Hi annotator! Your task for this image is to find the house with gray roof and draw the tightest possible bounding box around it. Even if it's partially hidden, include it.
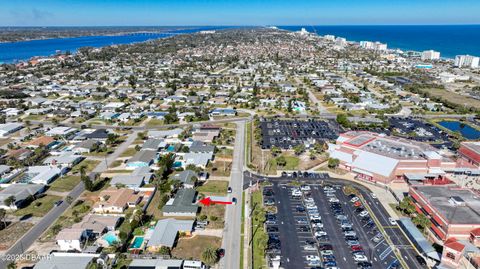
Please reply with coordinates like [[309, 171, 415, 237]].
[[171, 170, 197, 188], [142, 139, 166, 151], [0, 184, 46, 210], [146, 218, 194, 249], [127, 150, 158, 168], [33, 255, 95, 269], [110, 174, 145, 189], [148, 128, 183, 139], [128, 259, 183, 269], [189, 141, 215, 153], [162, 189, 198, 217], [183, 152, 213, 169], [43, 153, 84, 168]]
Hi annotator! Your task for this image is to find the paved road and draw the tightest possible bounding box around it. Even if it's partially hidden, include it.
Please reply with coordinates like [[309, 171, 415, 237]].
[[220, 121, 245, 269], [0, 131, 139, 267]]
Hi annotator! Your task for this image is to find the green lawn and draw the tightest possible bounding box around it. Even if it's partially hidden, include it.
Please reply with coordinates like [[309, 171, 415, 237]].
[[120, 147, 138, 157], [14, 195, 62, 217], [146, 118, 164, 127], [268, 155, 300, 173], [197, 180, 229, 195], [71, 159, 100, 174], [49, 175, 81, 192], [251, 190, 267, 269]]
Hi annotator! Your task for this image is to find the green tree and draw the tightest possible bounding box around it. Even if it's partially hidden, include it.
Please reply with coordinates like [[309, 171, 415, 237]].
[[327, 158, 340, 169], [158, 246, 171, 256], [4, 195, 16, 208], [413, 214, 431, 232], [293, 144, 305, 155], [276, 156, 287, 167], [201, 246, 219, 265], [270, 146, 281, 157], [398, 196, 416, 216], [0, 208, 6, 229]]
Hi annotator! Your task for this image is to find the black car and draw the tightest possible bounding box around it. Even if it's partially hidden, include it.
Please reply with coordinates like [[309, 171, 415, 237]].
[[416, 255, 427, 266], [296, 205, 305, 212], [345, 235, 359, 241], [318, 244, 333, 250], [217, 248, 225, 257], [298, 226, 310, 232], [357, 261, 373, 269], [267, 226, 279, 232]]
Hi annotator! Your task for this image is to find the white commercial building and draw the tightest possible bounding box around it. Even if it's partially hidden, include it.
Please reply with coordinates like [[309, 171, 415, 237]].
[[455, 55, 480, 68], [360, 41, 387, 51], [421, 50, 441, 61], [0, 123, 23, 137]]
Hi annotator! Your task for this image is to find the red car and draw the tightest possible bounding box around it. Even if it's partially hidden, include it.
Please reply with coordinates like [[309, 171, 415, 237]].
[[351, 245, 363, 251], [354, 201, 362, 207]]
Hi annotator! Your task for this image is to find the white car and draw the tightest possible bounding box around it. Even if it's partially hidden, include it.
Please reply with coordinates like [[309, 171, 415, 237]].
[[301, 185, 311, 191], [315, 231, 327, 237], [389, 217, 397, 225], [350, 197, 360, 203], [353, 254, 368, 262], [304, 197, 314, 203], [359, 211, 369, 217], [306, 255, 321, 261], [329, 198, 339, 203], [371, 193, 377, 199], [344, 231, 357, 237], [304, 244, 317, 251], [310, 215, 321, 221], [321, 250, 334, 256], [312, 222, 324, 228]]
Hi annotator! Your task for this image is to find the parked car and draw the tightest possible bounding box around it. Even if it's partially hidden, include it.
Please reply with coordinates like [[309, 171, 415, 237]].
[[416, 255, 427, 266], [389, 217, 397, 225], [353, 254, 368, 262], [306, 255, 321, 261]]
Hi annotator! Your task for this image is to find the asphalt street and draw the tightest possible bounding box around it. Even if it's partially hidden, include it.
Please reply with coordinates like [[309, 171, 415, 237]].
[[220, 120, 245, 269]]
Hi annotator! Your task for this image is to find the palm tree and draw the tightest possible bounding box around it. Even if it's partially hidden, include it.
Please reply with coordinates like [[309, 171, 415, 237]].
[[201, 246, 218, 265]]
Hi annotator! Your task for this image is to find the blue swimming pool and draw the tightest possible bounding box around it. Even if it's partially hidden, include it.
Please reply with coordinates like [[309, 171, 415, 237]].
[[167, 145, 176, 152], [130, 236, 144, 249], [102, 232, 119, 245]]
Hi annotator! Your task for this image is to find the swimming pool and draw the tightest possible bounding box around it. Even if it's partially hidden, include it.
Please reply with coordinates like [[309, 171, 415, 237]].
[[102, 232, 119, 245], [167, 145, 176, 152], [130, 236, 144, 249], [173, 161, 182, 168]]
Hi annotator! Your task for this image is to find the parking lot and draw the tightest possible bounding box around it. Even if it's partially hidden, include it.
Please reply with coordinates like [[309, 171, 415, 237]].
[[247, 171, 427, 269], [259, 119, 340, 149], [388, 117, 453, 149]]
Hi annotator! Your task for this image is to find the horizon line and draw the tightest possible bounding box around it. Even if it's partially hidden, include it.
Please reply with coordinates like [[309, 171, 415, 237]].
[[1, 24, 480, 28]]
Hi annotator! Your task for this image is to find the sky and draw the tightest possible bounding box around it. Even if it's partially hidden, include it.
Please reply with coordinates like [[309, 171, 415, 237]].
[[1, 0, 479, 26]]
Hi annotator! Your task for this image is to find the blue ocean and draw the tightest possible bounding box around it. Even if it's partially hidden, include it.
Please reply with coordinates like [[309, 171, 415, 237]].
[[1, 25, 479, 63], [279, 25, 480, 59], [0, 27, 223, 63]]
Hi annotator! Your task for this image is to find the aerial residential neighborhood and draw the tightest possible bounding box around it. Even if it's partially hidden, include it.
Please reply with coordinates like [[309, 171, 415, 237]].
[[0, 9, 480, 269]]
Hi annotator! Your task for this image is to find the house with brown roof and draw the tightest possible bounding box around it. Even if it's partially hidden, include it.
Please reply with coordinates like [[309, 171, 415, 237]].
[[25, 136, 56, 149], [92, 188, 143, 214]]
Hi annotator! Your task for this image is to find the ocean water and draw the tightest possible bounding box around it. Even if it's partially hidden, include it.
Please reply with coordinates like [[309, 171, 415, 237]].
[[0, 27, 223, 63], [279, 25, 480, 58]]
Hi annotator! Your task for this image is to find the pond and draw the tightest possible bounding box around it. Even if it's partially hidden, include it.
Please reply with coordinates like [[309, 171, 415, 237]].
[[437, 121, 480, 140]]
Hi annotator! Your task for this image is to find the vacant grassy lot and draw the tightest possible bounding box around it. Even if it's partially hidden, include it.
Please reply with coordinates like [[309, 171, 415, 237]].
[[421, 87, 480, 109], [208, 161, 232, 177], [0, 222, 33, 250], [14, 195, 62, 217], [172, 235, 222, 261], [49, 175, 81, 192], [199, 204, 225, 229], [197, 180, 229, 195]]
